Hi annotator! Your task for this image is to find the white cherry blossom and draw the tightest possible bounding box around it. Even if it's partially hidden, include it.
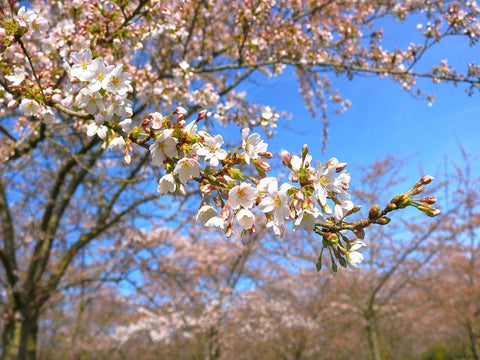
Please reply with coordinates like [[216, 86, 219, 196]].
[[293, 207, 323, 232], [346, 241, 367, 270], [228, 182, 257, 209], [334, 200, 355, 221], [75, 88, 105, 114], [258, 177, 291, 225], [149, 129, 178, 166], [106, 64, 132, 95], [150, 112, 163, 130], [196, 205, 218, 225], [85, 58, 114, 92], [157, 173, 176, 195], [69, 49, 93, 81], [28, 13, 49, 39], [173, 158, 201, 184], [6, 67, 26, 86], [236, 209, 255, 229], [241, 128, 267, 164], [107, 137, 126, 152], [19, 99, 40, 116], [86, 122, 107, 139], [194, 132, 227, 167]]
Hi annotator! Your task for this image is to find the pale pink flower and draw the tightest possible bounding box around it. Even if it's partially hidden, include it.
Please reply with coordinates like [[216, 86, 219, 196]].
[[346, 241, 366, 270], [19, 99, 40, 116], [149, 129, 178, 166], [204, 216, 226, 230], [266, 220, 286, 238], [119, 118, 133, 134], [228, 183, 257, 209], [194, 132, 227, 167], [173, 158, 201, 184], [258, 177, 291, 225], [86, 122, 107, 139], [314, 158, 350, 205], [69, 49, 93, 81], [334, 200, 354, 221], [107, 137, 126, 152], [236, 209, 255, 229], [196, 205, 217, 225], [157, 173, 176, 195], [76, 88, 105, 114], [106, 64, 132, 95], [150, 112, 163, 130], [293, 208, 323, 232], [28, 13, 49, 39], [15, 7, 34, 28], [6, 67, 26, 86], [85, 58, 114, 92], [241, 128, 268, 164]]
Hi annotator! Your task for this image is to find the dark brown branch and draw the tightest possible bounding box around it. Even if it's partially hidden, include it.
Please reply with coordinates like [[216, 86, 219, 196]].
[[44, 193, 157, 300]]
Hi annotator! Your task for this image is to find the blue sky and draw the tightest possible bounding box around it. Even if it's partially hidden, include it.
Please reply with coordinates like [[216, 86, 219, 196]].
[[237, 17, 479, 197]]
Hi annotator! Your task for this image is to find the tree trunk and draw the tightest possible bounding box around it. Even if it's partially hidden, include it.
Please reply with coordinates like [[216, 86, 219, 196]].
[[467, 322, 480, 360], [1, 312, 39, 360], [366, 315, 382, 360], [205, 326, 220, 360]]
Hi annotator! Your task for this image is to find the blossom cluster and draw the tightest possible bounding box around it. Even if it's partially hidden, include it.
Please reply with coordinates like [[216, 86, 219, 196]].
[[14, 6, 49, 39], [126, 108, 395, 270], [63, 49, 133, 140]]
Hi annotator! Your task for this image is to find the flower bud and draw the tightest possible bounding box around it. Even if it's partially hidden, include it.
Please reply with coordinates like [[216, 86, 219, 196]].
[[391, 195, 402, 204], [368, 204, 380, 219], [256, 159, 271, 172], [420, 175, 434, 185], [61, 95, 74, 107], [427, 208, 441, 217], [387, 203, 397, 211], [410, 186, 424, 196], [178, 184, 187, 196], [225, 223, 233, 238], [295, 191, 304, 201], [301, 144, 309, 160], [197, 110, 207, 120], [280, 150, 291, 166], [376, 217, 391, 225], [338, 256, 347, 268], [201, 183, 216, 194], [420, 196, 437, 204], [51, 94, 62, 103], [7, 99, 18, 109], [221, 208, 231, 221], [307, 173, 316, 183], [417, 204, 441, 217], [322, 204, 332, 215], [174, 106, 188, 120], [347, 205, 361, 216]]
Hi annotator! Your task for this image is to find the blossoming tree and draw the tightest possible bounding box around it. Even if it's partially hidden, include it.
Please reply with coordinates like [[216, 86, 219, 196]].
[[0, 0, 477, 359]]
